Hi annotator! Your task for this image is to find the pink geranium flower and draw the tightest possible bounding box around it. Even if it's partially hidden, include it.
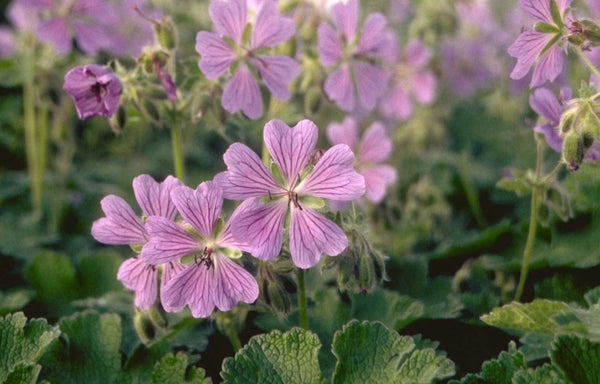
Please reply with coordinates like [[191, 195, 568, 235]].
[[141, 181, 259, 318], [508, 0, 572, 88], [91, 174, 183, 309], [63, 65, 122, 120], [195, 0, 299, 119], [215, 119, 365, 269], [327, 117, 397, 204], [317, 0, 391, 111]]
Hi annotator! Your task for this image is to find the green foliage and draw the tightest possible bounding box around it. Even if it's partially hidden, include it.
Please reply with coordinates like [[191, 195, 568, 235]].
[[0, 289, 34, 316], [481, 299, 572, 334], [150, 353, 211, 384], [331, 320, 455, 384], [221, 328, 325, 384], [0, 312, 60, 384], [551, 335, 600, 384]]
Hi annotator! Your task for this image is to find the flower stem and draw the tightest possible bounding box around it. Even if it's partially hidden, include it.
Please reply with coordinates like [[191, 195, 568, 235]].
[[170, 122, 185, 182], [23, 51, 43, 216], [224, 319, 242, 352], [514, 137, 544, 302], [576, 46, 600, 80], [297, 268, 309, 330]]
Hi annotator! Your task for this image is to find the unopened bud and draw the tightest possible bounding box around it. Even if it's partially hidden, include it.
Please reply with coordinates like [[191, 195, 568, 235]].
[[156, 18, 177, 50], [133, 310, 155, 344], [559, 107, 577, 134], [579, 19, 600, 46], [109, 106, 127, 135], [148, 305, 168, 330], [562, 131, 584, 170]]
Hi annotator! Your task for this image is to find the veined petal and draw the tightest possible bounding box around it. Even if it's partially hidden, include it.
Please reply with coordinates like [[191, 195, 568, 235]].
[[162, 263, 216, 318], [117, 257, 157, 310], [222, 64, 263, 119], [354, 61, 390, 111], [264, 119, 318, 186], [213, 254, 259, 311], [359, 121, 392, 163], [534, 123, 563, 152], [317, 22, 343, 66], [72, 20, 114, 56], [324, 64, 355, 111], [217, 198, 255, 251], [381, 85, 412, 121], [196, 31, 236, 79], [250, 1, 295, 49], [356, 13, 387, 55], [519, 0, 571, 22], [362, 164, 397, 203], [171, 182, 223, 238], [529, 87, 562, 124], [133, 174, 182, 220], [330, 0, 358, 43], [91, 195, 146, 245], [530, 43, 564, 88], [252, 55, 299, 101], [405, 40, 431, 68], [326, 117, 358, 149], [508, 30, 553, 81], [289, 206, 347, 269], [210, 0, 247, 43], [142, 216, 200, 264], [36, 18, 71, 54], [217, 143, 282, 199], [412, 71, 436, 104], [160, 261, 187, 312], [231, 199, 287, 261], [297, 144, 365, 201]]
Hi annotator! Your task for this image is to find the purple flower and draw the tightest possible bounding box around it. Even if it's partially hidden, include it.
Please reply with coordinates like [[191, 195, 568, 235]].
[[214, 119, 365, 269], [91, 174, 183, 309], [140, 181, 259, 318], [508, 0, 572, 88], [63, 65, 122, 120], [0, 28, 15, 58], [317, 0, 391, 112], [195, 0, 299, 119], [381, 39, 436, 121], [327, 118, 396, 204], [101, 0, 159, 57]]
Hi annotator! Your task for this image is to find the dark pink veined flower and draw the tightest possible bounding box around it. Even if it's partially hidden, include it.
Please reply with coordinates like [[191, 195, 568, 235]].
[[63, 65, 122, 120], [195, 0, 299, 119], [381, 39, 436, 121], [327, 117, 397, 204], [214, 119, 366, 269], [140, 181, 259, 318], [317, 0, 392, 112], [508, 0, 572, 88], [91, 174, 183, 309]]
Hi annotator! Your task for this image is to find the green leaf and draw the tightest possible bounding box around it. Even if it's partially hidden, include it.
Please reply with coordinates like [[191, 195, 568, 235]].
[[350, 289, 425, 330], [331, 321, 454, 384], [481, 299, 571, 334], [0, 289, 34, 316], [0, 59, 24, 87], [512, 364, 568, 384], [221, 328, 324, 384], [449, 342, 525, 384], [551, 335, 600, 384], [3, 363, 42, 384], [0, 312, 60, 383], [150, 352, 211, 384], [40, 311, 122, 384]]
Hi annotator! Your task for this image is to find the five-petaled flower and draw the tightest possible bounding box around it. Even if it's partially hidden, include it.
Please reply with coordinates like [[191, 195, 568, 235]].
[[140, 181, 259, 318], [91, 174, 183, 310], [215, 119, 365, 269], [195, 0, 300, 119], [63, 64, 122, 120], [508, 0, 572, 88]]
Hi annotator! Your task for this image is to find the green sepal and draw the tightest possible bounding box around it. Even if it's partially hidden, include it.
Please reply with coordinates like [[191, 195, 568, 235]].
[[222, 248, 243, 259], [302, 196, 325, 210], [130, 244, 144, 254], [534, 22, 560, 34], [581, 19, 600, 46], [242, 22, 253, 46], [582, 102, 600, 140], [155, 18, 177, 50], [550, 0, 564, 28], [562, 131, 585, 171], [214, 218, 225, 239]]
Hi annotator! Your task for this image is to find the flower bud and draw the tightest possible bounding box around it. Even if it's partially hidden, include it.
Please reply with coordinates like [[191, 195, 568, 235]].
[[155, 18, 177, 50], [148, 304, 168, 330], [562, 131, 584, 170], [559, 107, 577, 134], [133, 310, 155, 344], [578, 19, 600, 46]]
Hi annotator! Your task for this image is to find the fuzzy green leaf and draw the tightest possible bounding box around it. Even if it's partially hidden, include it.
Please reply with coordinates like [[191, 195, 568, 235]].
[[481, 299, 571, 334], [221, 328, 324, 384], [3, 363, 41, 384], [512, 364, 568, 384], [331, 321, 454, 384], [150, 352, 211, 384], [552, 335, 600, 384], [0, 312, 59, 383], [449, 342, 525, 384]]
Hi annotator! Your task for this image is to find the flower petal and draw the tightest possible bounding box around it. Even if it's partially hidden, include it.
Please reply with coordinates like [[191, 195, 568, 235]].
[[209, 0, 247, 43], [405, 40, 431, 68], [289, 206, 347, 269], [222, 64, 263, 119], [529, 87, 562, 124], [324, 64, 355, 111], [330, 0, 358, 43], [264, 119, 318, 186], [296, 144, 365, 201], [117, 257, 157, 310], [381, 84, 412, 121], [91, 195, 147, 245], [317, 22, 343, 66], [250, 1, 295, 49], [142, 216, 200, 264], [530, 44, 564, 88], [160, 261, 187, 312], [252, 55, 299, 101], [412, 71, 436, 104], [359, 121, 392, 163], [362, 164, 397, 203], [196, 31, 236, 79], [508, 30, 553, 81], [36, 18, 71, 54], [326, 117, 358, 149], [215, 143, 282, 199], [356, 13, 387, 55], [171, 182, 223, 238], [231, 199, 287, 261], [214, 254, 259, 311], [354, 61, 390, 111], [162, 263, 216, 317], [133, 174, 182, 220]]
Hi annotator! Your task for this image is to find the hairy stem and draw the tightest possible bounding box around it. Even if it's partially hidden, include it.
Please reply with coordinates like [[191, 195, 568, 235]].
[[576, 46, 600, 80], [297, 268, 309, 330], [23, 51, 42, 216]]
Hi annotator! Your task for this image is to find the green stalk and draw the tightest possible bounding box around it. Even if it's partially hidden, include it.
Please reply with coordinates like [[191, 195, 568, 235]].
[[224, 319, 242, 352], [514, 138, 544, 302], [170, 122, 185, 182], [297, 268, 309, 330], [23, 51, 42, 216], [576, 46, 600, 80]]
